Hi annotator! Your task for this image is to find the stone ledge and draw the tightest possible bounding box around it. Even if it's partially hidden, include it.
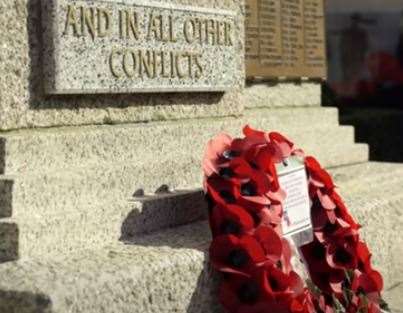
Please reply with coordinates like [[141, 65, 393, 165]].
[[0, 221, 222, 313], [0, 107, 343, 174], [242, 82, 322, 108]]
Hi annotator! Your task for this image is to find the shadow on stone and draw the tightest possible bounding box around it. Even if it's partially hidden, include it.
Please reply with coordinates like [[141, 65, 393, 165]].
[[0, 223, 19, 263], [122, 220, 223, 313], [0, 290, 52, 313], [339, 107, 403, 163], [185, 259, 223, 313], [120, 189, 207, 240], [0, 179, 13, 218], [0, 139, 5, 175]]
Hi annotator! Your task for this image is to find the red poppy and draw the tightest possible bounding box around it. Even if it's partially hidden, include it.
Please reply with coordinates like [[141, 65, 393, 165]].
[[280, 238, 294, 275], [260, 264, 305, 302], [305, 157, 337, 215], [331, 192, 360, 230], [210, 204, 255, 237], [347, 295, 382, 313], [229, 158, 273, 206], [326, 240, 358, 270], [243, 125, 270, 146], [351, 269, 383, 296], [254, 226, 284, 264], [305, 156, 335, 191], [268, 132, 295, 162], [301, 240, 345, 295], [314, 217, 359, 245], [356, 241, 378, 274], [258, 205, 283, 227], [315, 294, 335, 313], [290, 289, 316, 313], [203, 133, 233, 177], [209, 234, 267, 276], [219, 275, 290, 313], [206, 175, 239, 207]]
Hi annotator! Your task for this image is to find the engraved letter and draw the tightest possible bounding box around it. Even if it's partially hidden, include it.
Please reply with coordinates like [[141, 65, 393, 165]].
[[175, 53, 187, 78], [97, 8, 111, 38], [123, 50, 138, 78], [225, 22, 234, 46], [64, 4, 80, 36], [126, 10, 140, 40], [169, 15, 178, 43], [81, 6, 96, 39], [194, 54, 203, 79], [147, 14, 161, 40], [139, 50, 156, 78], [184, 19, 196, 43], [206, 19, 216, 45], [110, 49, 123, 78]]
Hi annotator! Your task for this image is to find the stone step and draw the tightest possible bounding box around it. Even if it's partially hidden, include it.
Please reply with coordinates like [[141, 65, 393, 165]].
[[329, 162, 403, 291], [0, 159, 400, 273], [0, 142, 367, 260], [0, 138, 367, 260], [0, 107, 341, 174], [0, 190, 207, 260], [0, 222, 220, 313], [0, 160, 402, 313], [0, 127, 365, 219]]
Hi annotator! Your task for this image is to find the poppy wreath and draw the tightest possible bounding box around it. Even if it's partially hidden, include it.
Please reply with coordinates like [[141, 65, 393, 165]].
[[202, 126, 388, 313]]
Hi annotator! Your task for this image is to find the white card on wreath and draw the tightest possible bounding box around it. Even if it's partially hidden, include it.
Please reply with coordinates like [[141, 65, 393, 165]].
[[276, 157, 313, 246]]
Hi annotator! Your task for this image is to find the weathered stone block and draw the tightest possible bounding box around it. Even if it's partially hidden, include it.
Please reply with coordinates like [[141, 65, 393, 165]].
[[42, 0, 239, 94], [0, 0, 245, 130]]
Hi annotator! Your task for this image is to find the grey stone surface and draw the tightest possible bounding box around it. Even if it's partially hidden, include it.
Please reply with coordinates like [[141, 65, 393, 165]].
[[0, 125, 361, 218], [0, 161, 402, 312], [385, 282, 403, 313], [42, 0, 239, 94], [0, 107, 343, 174], [0, 106, 369, 259], [0, 140, 367, 259], [0, 0, 245, 130], [0, 222, 223, 313], [242, 82, 322, 108], [121, 189, 207, 238]]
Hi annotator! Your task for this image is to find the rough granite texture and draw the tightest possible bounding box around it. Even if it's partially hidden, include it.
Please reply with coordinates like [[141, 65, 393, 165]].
[[0, 0, 324, 130], [0, 144, 368, 258], [242, 82, 321, 108], [0, 0, 248, 130], [42, 0, 239, 94], [0, 161, 402, 312], [0, 222, 223, 313], [0, 107, 370, 259], [0, 107, 345, 174]]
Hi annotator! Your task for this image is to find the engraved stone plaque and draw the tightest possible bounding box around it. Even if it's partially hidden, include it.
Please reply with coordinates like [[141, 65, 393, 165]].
[[42, 0, 239, 94], [245, 0, 327, 79]]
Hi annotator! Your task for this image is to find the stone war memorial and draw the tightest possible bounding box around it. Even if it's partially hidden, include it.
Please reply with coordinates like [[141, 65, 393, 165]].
[[0, 0, 401, 312]]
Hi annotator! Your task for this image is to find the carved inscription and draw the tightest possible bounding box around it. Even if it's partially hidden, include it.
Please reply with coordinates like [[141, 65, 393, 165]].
[[245, 0, 326, 79], [42, 0, 238, 94]]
